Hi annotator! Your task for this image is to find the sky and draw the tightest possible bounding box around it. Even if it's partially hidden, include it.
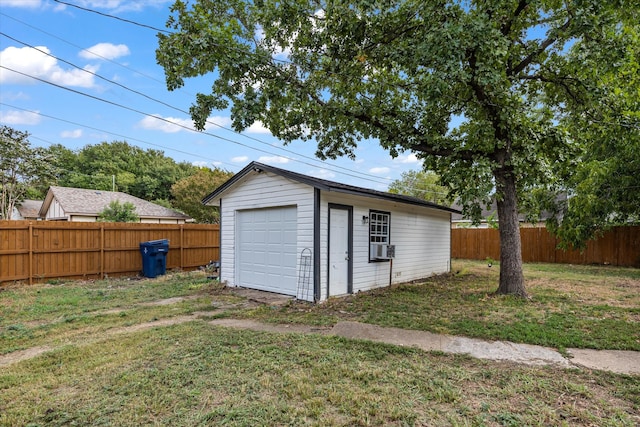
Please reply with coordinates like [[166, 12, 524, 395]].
[[0, 0, 425, 191]]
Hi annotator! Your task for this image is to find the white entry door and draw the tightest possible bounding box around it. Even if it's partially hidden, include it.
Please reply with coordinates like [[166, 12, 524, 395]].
[[329, 207, 351, 296], [236, 206, 298, 295]]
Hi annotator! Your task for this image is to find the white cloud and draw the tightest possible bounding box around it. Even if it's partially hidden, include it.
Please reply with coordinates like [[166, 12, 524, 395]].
[[394, 153, 422, 164], [80, 43, 130, 60], [0, 109, 41, 125], [308, 168, 336, 180], [258, 156, 289, 164], [0, 91, 30, 102], [0, 0, 172, 12], [0, 0, 43, 8], [369, 167, 390, 174], [69, 1, 173, 13], [138, 114, 192, 133], [0, 46, 98, 88], [137, 114, 232, 133], [246, 121, 272, 134], [205, 115, 232, 129], [61, 129, 83, 138], [192, 161, 208, 167], [231, 156, 249, 163]]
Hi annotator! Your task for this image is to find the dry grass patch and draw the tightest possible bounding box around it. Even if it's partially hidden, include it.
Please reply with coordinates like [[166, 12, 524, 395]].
[[242, 260, 640, 351], [1, 323, 638, 426]]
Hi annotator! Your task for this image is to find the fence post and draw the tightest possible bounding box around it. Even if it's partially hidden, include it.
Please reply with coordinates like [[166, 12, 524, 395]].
[[29, 221, 33, 285], [180, 224, 184, 269], [100, 224, 105, 279]]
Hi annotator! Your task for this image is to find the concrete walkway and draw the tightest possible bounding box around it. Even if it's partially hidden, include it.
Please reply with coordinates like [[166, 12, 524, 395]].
[[1, 285, 637, 375], [209, 318, 640, 375]]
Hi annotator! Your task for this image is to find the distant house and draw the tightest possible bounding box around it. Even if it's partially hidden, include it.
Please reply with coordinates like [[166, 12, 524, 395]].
[[11, 200, 43, 220], [451, 195, 566, 228], [39, 186, 191, 224]]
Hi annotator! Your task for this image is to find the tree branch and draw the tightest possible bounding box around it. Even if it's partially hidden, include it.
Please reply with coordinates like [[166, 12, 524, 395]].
[[509, 17, 572, 76], [500, 0, 530, 37]]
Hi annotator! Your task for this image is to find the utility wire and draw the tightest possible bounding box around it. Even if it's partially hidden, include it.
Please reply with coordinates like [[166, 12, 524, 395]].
[[9, 103, 452, 198], [2, 102, 237, 170], [0, 11, 166, 85], [1, 5, 460, 196], [28, 133, 242, 180], [53, 0, 172, 34], [0, 69, 392, 187], [0, 28, 399, 185]]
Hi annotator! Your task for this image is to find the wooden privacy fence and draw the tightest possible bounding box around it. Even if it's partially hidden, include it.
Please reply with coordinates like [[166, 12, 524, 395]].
[[452, 226, 640, 267], [0, 220, 219, 285]]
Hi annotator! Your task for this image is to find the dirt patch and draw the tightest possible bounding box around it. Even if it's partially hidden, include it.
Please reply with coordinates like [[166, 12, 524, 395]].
[[0, 345, 54, 367], [528, 276, 640, 309], [4, 315, 640, 375], [0, 315, 210, 368], [106, 315, 203, 334], [139, 295, 202, 307]]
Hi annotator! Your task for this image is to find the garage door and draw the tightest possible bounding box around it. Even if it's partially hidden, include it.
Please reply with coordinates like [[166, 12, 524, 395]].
[[236, 206, 298, 295]]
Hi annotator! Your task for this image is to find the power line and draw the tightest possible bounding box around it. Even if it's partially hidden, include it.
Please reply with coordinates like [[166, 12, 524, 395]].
[[53, 0, 172, 34], [6, 103, 454, 199], [0, 72, 389, 187], [27, 133, 242, 183], [2, 102, 237, 170], [0, 27, 399, 185], [0, 11, 166, 86], [2, 4, 459, 192]]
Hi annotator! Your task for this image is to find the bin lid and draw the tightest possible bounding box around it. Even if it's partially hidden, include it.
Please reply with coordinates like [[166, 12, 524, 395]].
[[140, 239, 169, 246]]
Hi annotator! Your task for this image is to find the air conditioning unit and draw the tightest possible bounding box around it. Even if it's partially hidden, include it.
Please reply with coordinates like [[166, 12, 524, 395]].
[[370, 243, 395, 259]]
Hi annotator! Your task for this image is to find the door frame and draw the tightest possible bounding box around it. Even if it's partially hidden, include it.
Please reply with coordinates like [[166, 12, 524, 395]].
[[327, 203, 353, 296]]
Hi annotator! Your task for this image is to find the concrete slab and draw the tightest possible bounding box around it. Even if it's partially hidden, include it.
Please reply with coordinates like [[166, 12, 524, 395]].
[[568, 349, 640, 375], [227, 287, 295, 307], [445, 336, 570, 367], [330, 321, 570, 367], [329, 320, 450, 352]]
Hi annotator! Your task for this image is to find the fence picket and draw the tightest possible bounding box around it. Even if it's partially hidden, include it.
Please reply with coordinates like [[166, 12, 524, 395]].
[[1, 220, 219, 284], [451, 226, 640, 267]]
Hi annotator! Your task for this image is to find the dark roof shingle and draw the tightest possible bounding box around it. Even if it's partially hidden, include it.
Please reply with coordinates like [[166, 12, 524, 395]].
[[203, 161, 460, 214]]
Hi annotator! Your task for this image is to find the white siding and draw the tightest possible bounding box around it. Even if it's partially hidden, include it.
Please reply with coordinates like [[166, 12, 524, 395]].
[[320, 192, 451, 300], [140, 218, 185, 224], [217, 171, 315, 300], [70, 215, 97, 222], [45, 198, 67, 220], [214, 169, 452, 303]]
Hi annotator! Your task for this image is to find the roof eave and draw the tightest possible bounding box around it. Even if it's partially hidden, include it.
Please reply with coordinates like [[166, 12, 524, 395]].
[[202, 161, 461, 215]]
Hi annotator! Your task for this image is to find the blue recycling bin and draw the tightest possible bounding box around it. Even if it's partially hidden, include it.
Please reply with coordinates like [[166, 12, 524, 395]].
[[139, 239, 169, 278]]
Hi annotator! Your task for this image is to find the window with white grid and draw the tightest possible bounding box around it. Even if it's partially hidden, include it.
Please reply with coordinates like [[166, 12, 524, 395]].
[[369, 210, 390, 260]]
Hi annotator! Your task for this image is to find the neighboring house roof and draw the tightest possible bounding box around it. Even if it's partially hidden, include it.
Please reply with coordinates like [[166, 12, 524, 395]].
[[39, 186, 191, 220], [16, 200, 43, 219], [450, 194, 566, 223], [203, 161, 461, 214]]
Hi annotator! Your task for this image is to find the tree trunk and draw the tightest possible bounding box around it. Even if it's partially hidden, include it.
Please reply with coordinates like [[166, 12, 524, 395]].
[[494, 168, 527, 297]]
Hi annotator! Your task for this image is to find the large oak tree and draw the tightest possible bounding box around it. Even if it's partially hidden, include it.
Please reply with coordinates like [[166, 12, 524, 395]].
[[157, 0, 639, 297]]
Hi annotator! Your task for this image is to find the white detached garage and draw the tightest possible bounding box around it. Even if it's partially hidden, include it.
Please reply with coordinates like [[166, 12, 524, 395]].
[[203, 162, 459, 303]]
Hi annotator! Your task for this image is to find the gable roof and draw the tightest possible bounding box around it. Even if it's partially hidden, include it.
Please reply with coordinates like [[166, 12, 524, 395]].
[[40, 186, 191, 220], [450, 193, 566, 223], [203, 161, 460, 214], [16, 200, 43, 219]]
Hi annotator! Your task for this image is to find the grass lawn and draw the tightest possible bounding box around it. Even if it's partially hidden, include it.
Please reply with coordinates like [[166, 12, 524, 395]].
[[240, 260, 640, 352], [1, 260, 639, 426]]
